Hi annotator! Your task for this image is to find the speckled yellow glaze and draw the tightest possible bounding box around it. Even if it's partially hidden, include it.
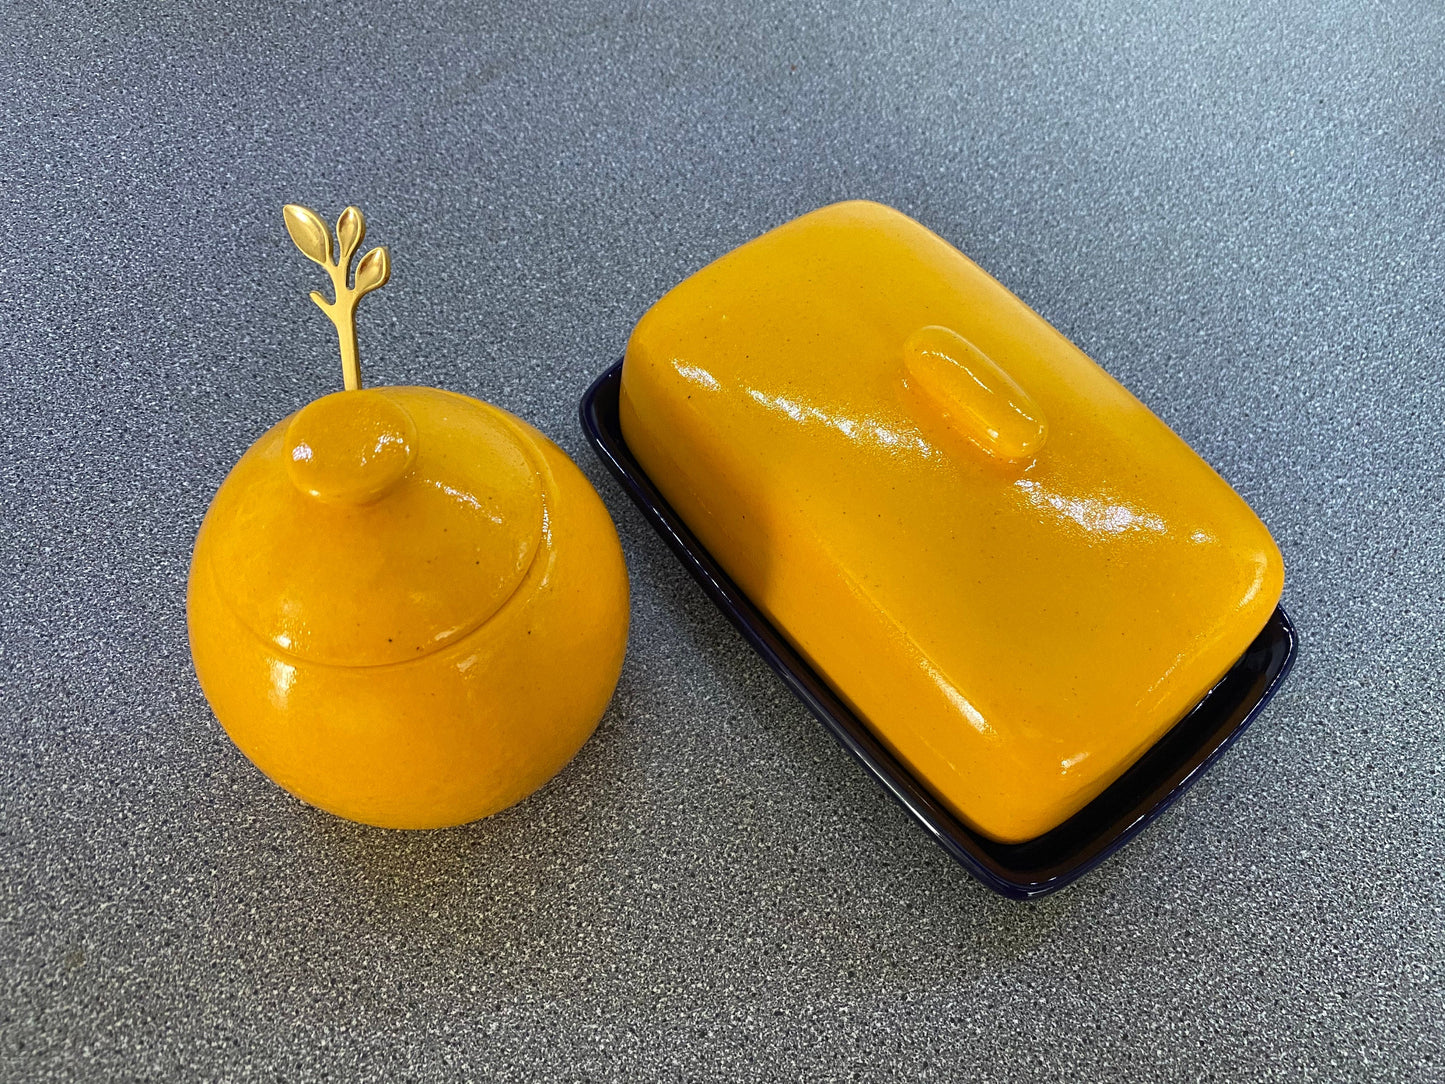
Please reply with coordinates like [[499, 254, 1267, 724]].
[[620, 200, 1283, 844], [188, 386, 629, 829]]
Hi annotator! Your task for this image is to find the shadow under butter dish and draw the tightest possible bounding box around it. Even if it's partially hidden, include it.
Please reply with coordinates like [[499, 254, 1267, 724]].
[[619, 200, 1283, 845], [189, 386, 629, 829]]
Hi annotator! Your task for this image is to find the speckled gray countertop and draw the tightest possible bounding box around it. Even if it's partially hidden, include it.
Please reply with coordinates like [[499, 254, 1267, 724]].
[[1, 1, 1442, 1080]]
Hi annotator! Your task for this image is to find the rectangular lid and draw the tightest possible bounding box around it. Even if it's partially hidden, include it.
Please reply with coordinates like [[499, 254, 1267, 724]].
[[620, 200, 1284, 843]]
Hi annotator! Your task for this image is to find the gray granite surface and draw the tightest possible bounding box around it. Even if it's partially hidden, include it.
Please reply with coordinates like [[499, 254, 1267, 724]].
[[2, 0, 1442, 1080]]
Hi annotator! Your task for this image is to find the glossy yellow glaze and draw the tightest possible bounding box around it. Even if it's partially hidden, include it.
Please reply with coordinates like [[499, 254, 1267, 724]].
[[620, 200, 1283, 844], [189, 386, 629, 828]]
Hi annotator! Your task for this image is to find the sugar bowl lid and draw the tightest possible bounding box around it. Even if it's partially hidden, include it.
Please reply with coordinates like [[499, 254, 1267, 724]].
[[195, 205, 544, 668]]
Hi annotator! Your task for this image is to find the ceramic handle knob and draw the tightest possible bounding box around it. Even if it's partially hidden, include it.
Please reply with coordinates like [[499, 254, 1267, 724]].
[[284, 388, 418, 504], [903, 324, 1047, 461]]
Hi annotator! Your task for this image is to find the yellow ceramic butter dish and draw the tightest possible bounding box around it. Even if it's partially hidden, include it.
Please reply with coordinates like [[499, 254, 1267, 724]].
[[610, 200, 1287, 852], [188, 205, 629, 829]]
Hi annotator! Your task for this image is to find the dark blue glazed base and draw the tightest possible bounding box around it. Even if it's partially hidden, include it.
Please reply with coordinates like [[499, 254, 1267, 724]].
[[581, 361, 1297, 899]]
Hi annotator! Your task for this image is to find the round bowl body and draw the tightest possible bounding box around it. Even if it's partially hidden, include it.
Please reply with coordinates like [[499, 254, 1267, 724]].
[[187, 387, 629, 828]]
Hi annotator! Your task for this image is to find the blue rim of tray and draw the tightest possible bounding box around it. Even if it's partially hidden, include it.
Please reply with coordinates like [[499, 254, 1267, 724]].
[[580, 360, 1297, 899]]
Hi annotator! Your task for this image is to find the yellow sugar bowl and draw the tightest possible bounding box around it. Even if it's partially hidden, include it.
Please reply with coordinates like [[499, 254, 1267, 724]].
[[187, 205, 629, 829]]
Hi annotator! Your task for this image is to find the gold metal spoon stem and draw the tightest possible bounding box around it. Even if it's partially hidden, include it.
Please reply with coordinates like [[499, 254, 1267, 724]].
[[283, 204, 392, 391]]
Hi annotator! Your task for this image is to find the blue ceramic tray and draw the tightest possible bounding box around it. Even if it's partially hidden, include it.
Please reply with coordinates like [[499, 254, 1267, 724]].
[[580, 360, 1297, 898]]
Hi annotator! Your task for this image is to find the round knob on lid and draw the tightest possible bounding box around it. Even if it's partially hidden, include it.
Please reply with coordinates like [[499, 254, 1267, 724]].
[[284, 389, 418, 504]]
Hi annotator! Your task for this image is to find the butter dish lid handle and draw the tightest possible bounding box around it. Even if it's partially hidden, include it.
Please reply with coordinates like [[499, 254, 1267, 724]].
[[903, 324, 1048, 462]]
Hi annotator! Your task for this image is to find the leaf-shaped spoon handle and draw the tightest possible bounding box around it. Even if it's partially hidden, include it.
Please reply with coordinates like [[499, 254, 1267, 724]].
[[283, 203, 391, 391]]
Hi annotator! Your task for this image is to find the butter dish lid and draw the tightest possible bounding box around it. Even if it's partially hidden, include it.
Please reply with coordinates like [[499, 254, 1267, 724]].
[[199, 386, 544, 668], [615, 200, 1285, 844]]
